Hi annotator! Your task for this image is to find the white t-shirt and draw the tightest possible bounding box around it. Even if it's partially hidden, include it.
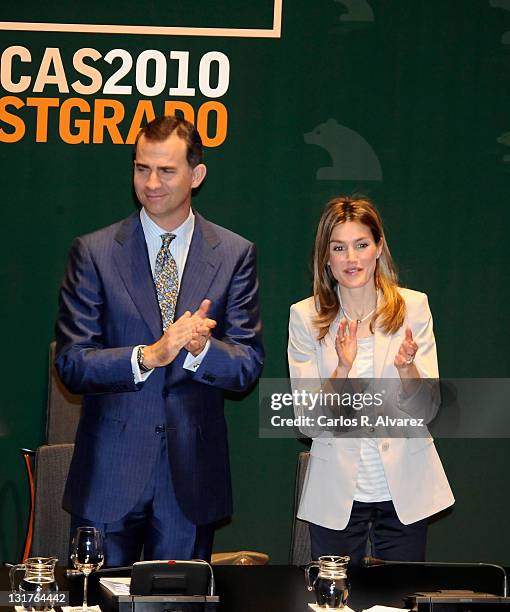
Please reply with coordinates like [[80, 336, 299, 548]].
[[352, 335, 391, 503]]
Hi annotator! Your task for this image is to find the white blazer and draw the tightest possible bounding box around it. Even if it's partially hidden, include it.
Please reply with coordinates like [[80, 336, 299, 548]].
[[288, 288, 454, 530]]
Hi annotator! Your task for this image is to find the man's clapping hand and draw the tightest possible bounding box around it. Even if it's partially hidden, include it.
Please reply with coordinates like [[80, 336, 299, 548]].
[[142, 300, 216, 368], [185, 299, 216, 357]]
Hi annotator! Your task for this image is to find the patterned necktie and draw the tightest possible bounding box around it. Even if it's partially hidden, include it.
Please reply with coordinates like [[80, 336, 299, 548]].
[[154, 233, 179, 331]]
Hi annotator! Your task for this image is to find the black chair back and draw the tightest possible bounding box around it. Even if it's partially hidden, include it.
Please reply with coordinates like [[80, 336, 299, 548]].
[[46, 342, 82, 444], [30, 443, 75, 562], [290, 451, 312, 565]]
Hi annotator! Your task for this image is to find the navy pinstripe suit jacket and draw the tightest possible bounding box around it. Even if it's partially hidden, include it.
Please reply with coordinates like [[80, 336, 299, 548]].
[[55, 210, 264, 525]]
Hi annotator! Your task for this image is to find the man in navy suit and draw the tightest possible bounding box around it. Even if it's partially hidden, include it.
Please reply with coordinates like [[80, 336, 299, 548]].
[[55, 116, 264, 565]]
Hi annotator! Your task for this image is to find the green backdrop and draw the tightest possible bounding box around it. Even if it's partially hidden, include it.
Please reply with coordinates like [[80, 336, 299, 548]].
[[1, 0, 509, 564]]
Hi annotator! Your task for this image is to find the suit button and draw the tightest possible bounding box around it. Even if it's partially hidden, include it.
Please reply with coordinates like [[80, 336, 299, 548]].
[[155, 425, 166, 433], [381, 442, 389, 451]]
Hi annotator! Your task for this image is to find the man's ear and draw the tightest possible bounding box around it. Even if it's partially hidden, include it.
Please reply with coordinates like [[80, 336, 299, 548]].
[[191, 163, 207, 188]]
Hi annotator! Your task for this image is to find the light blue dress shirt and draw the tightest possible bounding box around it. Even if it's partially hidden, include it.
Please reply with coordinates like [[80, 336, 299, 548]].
[[131, 207, 210, 382]]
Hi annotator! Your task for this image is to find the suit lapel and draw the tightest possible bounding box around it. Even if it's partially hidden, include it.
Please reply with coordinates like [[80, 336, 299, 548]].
[[112, 211, 221, 373], [113, 212, 162, 341], [166, 214, 221, 376], [374, 325, 399, 378], [174, 213, 221, 318]]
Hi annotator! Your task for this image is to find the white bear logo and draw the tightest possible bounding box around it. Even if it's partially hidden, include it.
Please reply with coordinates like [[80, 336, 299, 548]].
[[497, 130, 510, 161], [489, 0, 510, 43], [304, 119, 383, 181], [335, 0, 374, 22]]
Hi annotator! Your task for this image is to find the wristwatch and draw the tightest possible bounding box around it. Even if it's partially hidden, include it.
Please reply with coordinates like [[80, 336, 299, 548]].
[[137, 345, 151, 373]]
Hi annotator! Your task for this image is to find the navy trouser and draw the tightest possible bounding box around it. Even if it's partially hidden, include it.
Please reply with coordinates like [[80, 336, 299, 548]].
[[309, 500, 428, 566], [70, 429, 214, 567]]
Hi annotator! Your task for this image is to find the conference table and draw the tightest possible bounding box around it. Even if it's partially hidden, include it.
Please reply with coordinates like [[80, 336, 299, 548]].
[[2, 563, 507, 612]]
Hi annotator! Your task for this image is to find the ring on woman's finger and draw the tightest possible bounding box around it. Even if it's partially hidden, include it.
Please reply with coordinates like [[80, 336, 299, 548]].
[[405, 356, 414, 365]]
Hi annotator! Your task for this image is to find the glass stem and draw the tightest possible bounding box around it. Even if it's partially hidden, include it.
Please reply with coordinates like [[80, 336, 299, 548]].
[[83, 573, 89, 611]]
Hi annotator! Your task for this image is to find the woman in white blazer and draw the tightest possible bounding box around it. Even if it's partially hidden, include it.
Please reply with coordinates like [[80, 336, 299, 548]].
[[288, 197, 454, 564]]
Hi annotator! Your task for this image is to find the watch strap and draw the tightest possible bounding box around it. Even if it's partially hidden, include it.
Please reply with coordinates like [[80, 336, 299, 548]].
[[137, 345, 151, 373]]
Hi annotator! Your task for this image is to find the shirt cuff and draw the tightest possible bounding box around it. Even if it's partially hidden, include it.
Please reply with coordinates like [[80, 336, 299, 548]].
[[131, 345, 154, 384], [183, 340, 211, 372]]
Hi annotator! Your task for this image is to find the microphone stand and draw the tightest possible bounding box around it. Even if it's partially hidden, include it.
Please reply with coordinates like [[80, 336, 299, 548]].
[[362, 557, 508, 598]]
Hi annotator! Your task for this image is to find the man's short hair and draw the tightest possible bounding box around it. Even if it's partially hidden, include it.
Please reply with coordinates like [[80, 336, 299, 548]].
[[134, 116, 203, 168]]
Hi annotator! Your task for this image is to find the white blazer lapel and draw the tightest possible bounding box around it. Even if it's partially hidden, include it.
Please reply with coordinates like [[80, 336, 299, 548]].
[[374, 325, 399, 378]]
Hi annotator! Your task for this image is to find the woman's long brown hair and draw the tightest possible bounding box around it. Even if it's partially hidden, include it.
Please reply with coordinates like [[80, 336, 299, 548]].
[[313, 197, 406, 341]]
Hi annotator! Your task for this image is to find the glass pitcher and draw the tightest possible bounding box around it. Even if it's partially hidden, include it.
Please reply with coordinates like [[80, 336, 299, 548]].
[[305, 555, 350, 609], [9, 557, 59, 611]]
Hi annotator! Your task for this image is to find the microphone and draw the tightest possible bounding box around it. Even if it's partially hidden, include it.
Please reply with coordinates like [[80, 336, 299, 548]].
[[361, 557, 508, 597]]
